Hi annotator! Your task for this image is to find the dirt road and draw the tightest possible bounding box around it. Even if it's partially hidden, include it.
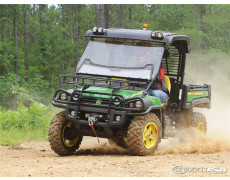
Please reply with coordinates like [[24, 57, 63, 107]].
[[1, 131, 230, 177]]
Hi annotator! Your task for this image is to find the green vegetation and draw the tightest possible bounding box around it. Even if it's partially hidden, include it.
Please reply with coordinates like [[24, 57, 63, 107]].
[[0, 102, 55, 145], [0, 4, 229, 145], [0, 74, 50, 109]]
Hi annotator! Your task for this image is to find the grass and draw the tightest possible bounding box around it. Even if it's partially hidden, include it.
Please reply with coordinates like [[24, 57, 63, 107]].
[[0, 129, 49, 146]]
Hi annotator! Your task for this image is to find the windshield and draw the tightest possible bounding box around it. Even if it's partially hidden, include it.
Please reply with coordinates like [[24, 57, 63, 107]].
[[77, 39, 164, 79]]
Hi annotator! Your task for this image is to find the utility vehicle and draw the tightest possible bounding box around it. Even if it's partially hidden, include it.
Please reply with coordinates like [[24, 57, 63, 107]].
[[48, 25, 211, 156]]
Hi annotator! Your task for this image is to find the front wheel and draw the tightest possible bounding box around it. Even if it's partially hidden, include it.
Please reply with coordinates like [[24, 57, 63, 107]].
[[127, 113, 162, 155], [48, 111, 83, 156]]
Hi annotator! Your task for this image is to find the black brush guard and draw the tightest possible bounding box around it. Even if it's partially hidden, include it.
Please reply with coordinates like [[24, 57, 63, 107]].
[[53, 74, 161, 128], [59, 74, 148, 90]]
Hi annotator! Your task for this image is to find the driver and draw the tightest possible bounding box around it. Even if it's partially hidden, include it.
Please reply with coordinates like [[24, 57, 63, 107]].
[[148, 63, 169, 104], [148, 49, 170, 104]]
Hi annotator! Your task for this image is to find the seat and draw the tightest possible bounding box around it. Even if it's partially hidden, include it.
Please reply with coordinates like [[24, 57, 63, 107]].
[[164, 75, 171, 93], [161, 75, 171, 106]]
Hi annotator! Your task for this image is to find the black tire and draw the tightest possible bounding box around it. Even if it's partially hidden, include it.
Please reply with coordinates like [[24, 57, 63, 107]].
[[108, 137, 128, 148], [176, 110, 207, 134], [127, 113, 162, 155], [48, 111, 83, 156], [190, 112, 207, 134]]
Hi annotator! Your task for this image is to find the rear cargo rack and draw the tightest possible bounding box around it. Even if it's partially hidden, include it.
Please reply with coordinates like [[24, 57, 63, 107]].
[[60, 74, 148, 91], [184, 84, 210, 91]]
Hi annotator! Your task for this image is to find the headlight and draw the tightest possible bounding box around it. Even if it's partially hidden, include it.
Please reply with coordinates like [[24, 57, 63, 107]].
[[60, 92, 67, 100], [135, 101, 143, 108], [113, 96, 122, 106], [98, 27, 103, 33], [93, 27, 98, 33], [151, 31, 156, 38], [129, 102, 135, 108], [115, 116, 121, 121], [72, 92, 79, 101], [151, 31, 163, 39], [157, 32, 163, 39], [70, 111, 76, 117]]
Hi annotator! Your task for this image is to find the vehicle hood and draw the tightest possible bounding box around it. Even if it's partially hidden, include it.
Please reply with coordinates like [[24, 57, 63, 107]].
[[67, 86, 161, 106], [79, 86, 143, 99]]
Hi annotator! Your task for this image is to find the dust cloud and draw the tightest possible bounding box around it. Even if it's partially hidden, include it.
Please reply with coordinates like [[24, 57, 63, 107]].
[[156, 128, 230, 155], [77, 137, 128, 155]]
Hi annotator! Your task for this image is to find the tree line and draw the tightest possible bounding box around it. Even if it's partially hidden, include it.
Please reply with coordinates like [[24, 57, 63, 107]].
[[0, 4, 229, 108]]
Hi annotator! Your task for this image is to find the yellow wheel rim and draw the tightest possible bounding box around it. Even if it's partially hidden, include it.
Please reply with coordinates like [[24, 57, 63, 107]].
[[197, 122, 205, 133], [143, 122, 158, 149], [62, 122, 79, 147]]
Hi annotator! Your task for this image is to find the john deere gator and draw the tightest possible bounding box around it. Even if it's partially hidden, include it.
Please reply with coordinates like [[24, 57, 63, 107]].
[[48, 25, 211, 156]]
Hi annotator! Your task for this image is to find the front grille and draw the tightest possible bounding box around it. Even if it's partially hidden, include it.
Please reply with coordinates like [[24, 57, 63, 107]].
[[81, 96, 111, 105]]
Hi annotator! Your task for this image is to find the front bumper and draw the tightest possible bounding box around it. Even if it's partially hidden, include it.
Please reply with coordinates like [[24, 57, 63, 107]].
[[65, 105, 127, 127], [53, 89, 162, 128]]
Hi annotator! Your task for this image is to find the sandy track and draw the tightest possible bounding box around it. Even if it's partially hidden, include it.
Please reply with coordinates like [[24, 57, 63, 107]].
[[0, 135, 230, 177]]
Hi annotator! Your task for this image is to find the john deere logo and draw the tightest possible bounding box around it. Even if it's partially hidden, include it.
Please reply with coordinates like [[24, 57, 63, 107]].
[[96, 99, 102, 104]]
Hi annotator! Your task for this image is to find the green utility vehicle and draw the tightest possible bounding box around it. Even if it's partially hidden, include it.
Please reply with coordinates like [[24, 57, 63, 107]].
[[48, 26, 211, 156]]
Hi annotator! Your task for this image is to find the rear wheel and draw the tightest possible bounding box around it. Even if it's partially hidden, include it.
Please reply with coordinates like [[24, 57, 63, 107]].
[[176, 110, 207, 134], [190, 112, 207, 134], [48, 111, 83, 156], [108, 137, 128, 148], [127, 113, 162, 155]]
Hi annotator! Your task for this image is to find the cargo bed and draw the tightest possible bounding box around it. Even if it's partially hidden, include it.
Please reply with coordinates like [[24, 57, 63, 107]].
[[182, 84, 211, 109]]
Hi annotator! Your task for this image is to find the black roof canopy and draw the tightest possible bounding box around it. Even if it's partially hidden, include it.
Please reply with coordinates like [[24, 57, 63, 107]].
[[85, 28, 191, 53]]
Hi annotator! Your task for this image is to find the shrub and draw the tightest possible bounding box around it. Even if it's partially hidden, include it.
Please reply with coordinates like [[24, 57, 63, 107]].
[[0, 74, 51, 109], [0, 102, 55, 145]]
